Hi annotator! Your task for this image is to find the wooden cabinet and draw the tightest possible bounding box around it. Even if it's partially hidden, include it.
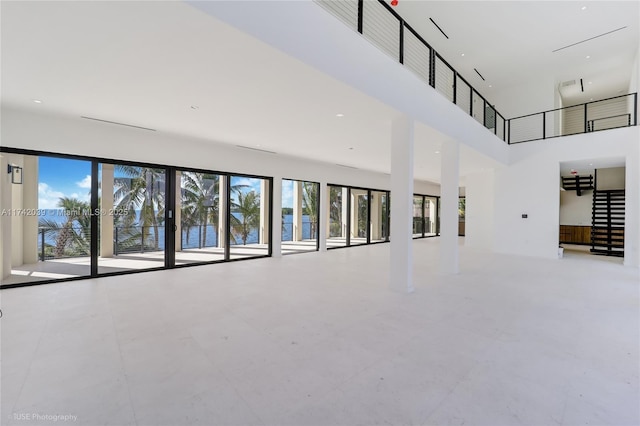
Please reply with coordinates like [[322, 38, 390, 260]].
[[559, 225, 591, 244]]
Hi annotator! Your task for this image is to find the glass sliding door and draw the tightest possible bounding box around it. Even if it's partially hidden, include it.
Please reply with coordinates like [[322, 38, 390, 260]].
[[229, 176, 270, 260], [350, 188, 368, 246], [413, 195, 424, 238], [282, 179, 319, 255], [175, 170, 224, 265], [327, 185, 347, 248], [97, 162, 166, 274], [424, 196, 438, 236], [370, 190, 389, 243], [1, 153, 92, 285]]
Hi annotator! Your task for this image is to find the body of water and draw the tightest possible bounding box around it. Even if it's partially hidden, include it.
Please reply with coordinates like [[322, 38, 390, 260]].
[[37, 211, 316, 252]]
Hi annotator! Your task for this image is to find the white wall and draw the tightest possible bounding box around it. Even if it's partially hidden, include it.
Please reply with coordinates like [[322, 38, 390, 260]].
[[492, 126, 639, 266], [189, 1, 509, 166], [597, 167, 625, 190], [491, 75, 558, 120], [465, 169, 495, 250], [559, 191, 592, 226], [0, 107, 438, 205]]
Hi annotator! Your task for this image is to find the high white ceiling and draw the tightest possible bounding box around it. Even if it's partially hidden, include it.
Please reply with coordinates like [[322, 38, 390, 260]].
[[394, 1, 639, 107], [1, 1, 637, 183]]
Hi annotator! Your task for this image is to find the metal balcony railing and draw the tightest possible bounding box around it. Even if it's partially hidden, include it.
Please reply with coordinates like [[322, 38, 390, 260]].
[[315, 0, 506, 141], [508, 93, 638, 144], [315, 1, 638, 145]]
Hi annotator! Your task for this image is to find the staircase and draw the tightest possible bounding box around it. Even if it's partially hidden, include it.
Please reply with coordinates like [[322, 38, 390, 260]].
[[562, 175, 593, 196], [591, 189, 625, 257]]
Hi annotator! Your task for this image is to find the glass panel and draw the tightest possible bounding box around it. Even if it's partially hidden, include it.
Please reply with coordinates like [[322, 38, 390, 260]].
[[175, 170, 224, 265], [1, 154, 92, 285], [98, 163, 166, 273], [327, 185, 347, 248], [370, 191, 388, 243], [413, 195, 424, 238], [424, 196, 438, 236], [282, 180, 319, 254], [350, 189, 368, 246], [229, 176, 269, 259]]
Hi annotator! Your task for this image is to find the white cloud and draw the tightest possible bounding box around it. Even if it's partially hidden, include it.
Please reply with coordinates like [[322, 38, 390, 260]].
[[38, 182, 65, 209], [76, 175, 92, 189]]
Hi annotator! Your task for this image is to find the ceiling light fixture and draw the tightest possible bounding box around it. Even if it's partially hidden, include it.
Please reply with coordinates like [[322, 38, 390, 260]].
[[581, 6, 587, 10], [461, 53, 465, 57], [33, 99, 42, 104], [489, 85, 493, 88], [586, 55, 591, 59], [435, 150, 441, 154], [336, 113, 344, 117], [588, 81, 592, 84]]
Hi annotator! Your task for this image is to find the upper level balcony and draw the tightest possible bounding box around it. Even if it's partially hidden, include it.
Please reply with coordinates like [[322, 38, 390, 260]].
[[315, 0, 638, 145]]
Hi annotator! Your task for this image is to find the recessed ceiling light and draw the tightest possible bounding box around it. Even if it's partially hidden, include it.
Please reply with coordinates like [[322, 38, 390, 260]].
[[588, 81, 592, 84], [589, 163, 593, 166], [581, 6, 587, 10], [489, 85, 492, 88], [586, 55, 591, 59], [33, 99, 42, 104], [461, 53, 465, 57], [336, 113, 344, 117], [435, 150, 441, 154]]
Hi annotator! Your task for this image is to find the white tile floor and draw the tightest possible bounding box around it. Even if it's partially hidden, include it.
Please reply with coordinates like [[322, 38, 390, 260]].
[[1, 238, 638, 426]]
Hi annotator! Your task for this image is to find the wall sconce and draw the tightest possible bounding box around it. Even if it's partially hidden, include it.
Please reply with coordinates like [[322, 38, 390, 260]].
[[7, 164, 23, 184]]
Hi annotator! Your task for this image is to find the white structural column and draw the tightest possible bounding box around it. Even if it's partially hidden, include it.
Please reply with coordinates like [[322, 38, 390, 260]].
[[341, 187, 349, 239], [1, 154, 12, 279], [22, 156, 39, 264], [319, 182, 328, 251], [259, 180, 270, 245], [370, 192, 380, 240], [100, 164, 115, 257], [624, 146, 640, 267], [440, 140, 460, 274], [271, 177, 282, 257], [293, 180, 303, 241], [175, 171, 182, 252], [390, 114, 414, 293], [218, 176, 228, 248]]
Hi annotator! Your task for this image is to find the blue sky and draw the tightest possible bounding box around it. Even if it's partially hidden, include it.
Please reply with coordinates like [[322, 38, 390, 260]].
[[38, 157, 91, 209], [37, 158, 293, 209]]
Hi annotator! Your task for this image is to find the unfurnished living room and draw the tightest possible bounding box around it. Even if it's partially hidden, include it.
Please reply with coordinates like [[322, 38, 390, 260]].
[[1, 1, 638, 425]]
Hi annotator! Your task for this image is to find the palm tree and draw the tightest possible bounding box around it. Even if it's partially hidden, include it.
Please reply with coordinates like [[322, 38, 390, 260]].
[[181, 172, 220, 248], [113, 165, 165, 251], [231, 190, 261, 245], [329, 187, 342, 237], [302, 182, 318, 239], [38, 197, 90, 258]]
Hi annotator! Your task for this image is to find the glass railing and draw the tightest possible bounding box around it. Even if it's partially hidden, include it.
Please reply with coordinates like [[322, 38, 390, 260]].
[[508, 93, 638, 144], [315, 0, 506, 141]]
